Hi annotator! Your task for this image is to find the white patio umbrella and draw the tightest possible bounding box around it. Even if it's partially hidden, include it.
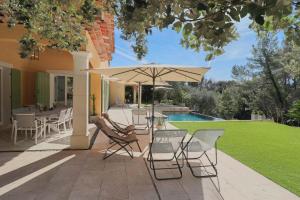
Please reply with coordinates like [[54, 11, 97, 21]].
[[88, 64, 209, 136]]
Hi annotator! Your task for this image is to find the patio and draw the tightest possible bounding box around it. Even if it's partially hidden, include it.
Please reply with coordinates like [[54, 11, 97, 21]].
[[0, 132, 223, 200], [0, 107, 298, 200]]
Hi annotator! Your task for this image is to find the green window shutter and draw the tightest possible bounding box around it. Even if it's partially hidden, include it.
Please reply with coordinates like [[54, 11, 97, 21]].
[[35, 72, 50, 108], [11, 69, 21, 109]]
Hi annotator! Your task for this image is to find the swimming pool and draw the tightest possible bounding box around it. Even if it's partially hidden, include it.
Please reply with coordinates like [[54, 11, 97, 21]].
[[165, 112, 217, 121]]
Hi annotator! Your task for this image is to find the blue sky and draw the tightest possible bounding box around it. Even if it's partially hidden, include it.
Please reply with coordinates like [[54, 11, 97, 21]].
[[111, 19, 257, 81]]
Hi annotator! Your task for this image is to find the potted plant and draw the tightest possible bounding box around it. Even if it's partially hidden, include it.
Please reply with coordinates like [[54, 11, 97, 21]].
[[90, 94, 96, 116]]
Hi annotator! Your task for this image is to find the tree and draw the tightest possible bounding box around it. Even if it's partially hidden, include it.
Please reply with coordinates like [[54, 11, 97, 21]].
[[154, 88, 166, 103], [2, 1, 300, 60], [231, 34, 300, 122], [1, 0, 101, 58], [190, 89, 217, 115], [109, 0, 300, 60], [217, 86, 243, 119], [287, 100, 300, 122]]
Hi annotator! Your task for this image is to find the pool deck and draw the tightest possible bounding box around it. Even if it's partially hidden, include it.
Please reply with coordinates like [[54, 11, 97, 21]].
[[108, 107, 300, 200]]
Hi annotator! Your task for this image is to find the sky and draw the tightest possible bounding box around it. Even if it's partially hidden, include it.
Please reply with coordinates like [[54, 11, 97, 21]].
[[110, 18, 258, 81]]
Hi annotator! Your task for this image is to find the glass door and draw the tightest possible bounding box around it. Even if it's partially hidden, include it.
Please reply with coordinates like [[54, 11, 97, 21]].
[[54, 76, 65, 106], [53, 75, 73, 107]]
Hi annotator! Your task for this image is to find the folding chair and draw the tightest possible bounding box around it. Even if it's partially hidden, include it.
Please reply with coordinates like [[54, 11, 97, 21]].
[[93, 117, 142, 160], [182, 129, 224, 178], [102, 113, 135, 135], [132, 108, 150, 135], [148, 129, 187, 180]]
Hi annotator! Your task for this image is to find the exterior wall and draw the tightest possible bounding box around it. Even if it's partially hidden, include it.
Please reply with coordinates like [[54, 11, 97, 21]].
[[0, 40, 30, 69], [109, 81, 125, 106], [90, 73, 102, 115], [0, 9, 114, 126], [86, 32, 102, 69], [28, 49, 73, 72]]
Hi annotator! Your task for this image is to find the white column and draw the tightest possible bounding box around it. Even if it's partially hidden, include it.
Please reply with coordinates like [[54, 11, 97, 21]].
[[138, 83, 142, 108], [133, 86, 137, 104], [70, 51, 91, 149]]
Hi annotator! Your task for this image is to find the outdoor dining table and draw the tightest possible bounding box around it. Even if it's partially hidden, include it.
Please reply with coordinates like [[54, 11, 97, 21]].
[[12, 107, 64, 138]]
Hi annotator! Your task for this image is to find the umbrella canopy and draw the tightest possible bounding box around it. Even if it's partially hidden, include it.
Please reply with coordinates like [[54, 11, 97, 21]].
[[122, 80, 170, 86], [153, 86, 172, 90], [88, 64, 209, 136], [89, 64, 208, 83]]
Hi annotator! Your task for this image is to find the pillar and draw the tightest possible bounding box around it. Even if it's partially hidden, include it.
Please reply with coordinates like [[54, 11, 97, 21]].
[[133, 85, 137, 104], [70, 51, 91, 149]]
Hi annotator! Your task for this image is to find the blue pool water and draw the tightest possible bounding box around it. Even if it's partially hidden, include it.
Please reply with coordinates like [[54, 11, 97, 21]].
[[166, 113, 215, 121]]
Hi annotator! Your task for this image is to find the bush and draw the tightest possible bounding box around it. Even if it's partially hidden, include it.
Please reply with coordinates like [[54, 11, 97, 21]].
[[286, 100, 300, 126], [190, 89, 217, 115]]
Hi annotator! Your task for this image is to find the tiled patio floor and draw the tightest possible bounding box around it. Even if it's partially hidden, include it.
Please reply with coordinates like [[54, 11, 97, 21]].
[[0, 107, 298, 200], [0, 130, 223, 200]]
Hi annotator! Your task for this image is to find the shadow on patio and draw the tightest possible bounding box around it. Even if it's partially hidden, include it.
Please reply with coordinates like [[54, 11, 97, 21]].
[[0, 129, 223, 200]]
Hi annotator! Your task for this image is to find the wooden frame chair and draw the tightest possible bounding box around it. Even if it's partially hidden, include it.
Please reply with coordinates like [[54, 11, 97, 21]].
[[93, 117, 142, 160], [102, 113, 135, 135]]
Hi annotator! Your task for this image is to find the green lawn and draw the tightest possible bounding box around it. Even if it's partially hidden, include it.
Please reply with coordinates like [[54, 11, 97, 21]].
[[171, 121, 300, 196]]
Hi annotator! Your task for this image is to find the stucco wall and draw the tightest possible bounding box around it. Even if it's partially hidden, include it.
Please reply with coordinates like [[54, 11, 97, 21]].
[[109, 81, 125, 106], [0, 40, 30, 69]]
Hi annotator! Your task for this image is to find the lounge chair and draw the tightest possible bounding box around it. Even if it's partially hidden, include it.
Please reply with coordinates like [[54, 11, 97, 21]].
[[182, 129, 224, 178], [148, 129, 188, 180], [102, 113, 135, 135], [93, 117, 142, 160]]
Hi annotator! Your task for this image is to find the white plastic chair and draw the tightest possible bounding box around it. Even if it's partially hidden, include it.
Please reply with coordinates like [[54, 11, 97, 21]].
[[13, 113, 44, 144], [64, 107, 73, 129], [182, 129, 224, 178], [47, 109, 67, 134], [132, 108, 149, 134], [148, 129, 188, 180]]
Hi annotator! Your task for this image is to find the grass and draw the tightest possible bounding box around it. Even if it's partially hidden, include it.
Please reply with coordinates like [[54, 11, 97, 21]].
[[171, 120, 300, 196]]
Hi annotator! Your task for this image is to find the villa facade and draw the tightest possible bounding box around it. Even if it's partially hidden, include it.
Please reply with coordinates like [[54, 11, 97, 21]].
[[0, 7, 115, 148]]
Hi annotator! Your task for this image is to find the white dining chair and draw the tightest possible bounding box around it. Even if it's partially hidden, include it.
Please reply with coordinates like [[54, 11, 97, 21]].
[[64, 107, 73, 130], [47, 109, 67, 134], [13, 113, 44, 144]]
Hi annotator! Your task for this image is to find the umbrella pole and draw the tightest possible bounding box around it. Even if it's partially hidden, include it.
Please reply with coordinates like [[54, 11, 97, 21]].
[[151, 76, 155, 140]]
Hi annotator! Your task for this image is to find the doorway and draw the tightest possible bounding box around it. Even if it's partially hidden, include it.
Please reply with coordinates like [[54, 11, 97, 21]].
[[54, 75, 73, 107], [125, 86, 134, 104]]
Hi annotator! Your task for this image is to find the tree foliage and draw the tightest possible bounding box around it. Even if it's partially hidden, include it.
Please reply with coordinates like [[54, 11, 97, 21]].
[[232, 34, 300, 122], [1, 0, 101, 58], [287, 100, 300, 121], [189, 88, 217, 116], [108, 0, 300, 60], [2, 0, 300, 60]]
